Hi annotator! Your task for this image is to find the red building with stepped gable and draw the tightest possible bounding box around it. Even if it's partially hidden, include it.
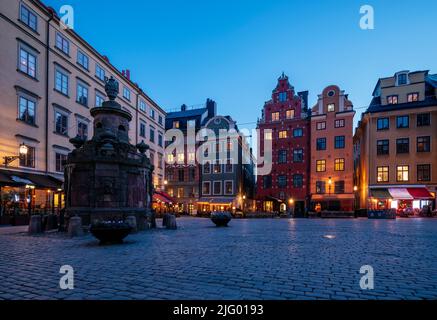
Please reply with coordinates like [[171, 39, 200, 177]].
[[256, 74, 310, 216]]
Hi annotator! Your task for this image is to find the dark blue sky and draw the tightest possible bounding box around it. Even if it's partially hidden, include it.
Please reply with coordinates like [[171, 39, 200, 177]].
[[45, 0, 437, 132]]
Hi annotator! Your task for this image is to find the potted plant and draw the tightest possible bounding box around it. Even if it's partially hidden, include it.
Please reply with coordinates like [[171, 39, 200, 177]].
[[211, 211, 232, 227], [90, 219, 132, 245]]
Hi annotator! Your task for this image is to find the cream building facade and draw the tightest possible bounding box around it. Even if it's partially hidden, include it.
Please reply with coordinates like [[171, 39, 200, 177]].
[[0, 0, 165, 218], [354, 70, 437, 213]]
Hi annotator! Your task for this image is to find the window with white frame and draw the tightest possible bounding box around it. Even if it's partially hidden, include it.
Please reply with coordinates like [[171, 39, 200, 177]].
[[18, 43, 37, 78], [95, 64, 105, 81], [55, 110, 68, 136], [95, 91, 104, 107], [77, 50, 89, 70], [18, 95, 36, 125], [55, 153, 67, 172], [20, 4, 38, 31], [55, 32, 70, 55], [77, 121, 88, 140], [139, 122, 146, 137], [202, 181, 211, 195], [123, 87, 131, 100], [213, 181, 222, 195], [149, 108, 155, 119], [224, 181, 233, 195], [55, 68, 69, 95], [139, 100, 146, 112], [76, 81, 88, 106]]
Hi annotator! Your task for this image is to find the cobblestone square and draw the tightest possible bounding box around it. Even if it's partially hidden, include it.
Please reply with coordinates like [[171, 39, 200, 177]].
[[1, 217, 436, 300]]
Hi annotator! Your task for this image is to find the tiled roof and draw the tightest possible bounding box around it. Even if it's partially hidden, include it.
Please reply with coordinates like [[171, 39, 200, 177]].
[[166, 108, 208, 119]]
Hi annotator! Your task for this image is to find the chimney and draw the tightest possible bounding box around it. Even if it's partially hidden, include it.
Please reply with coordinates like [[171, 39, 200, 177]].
[[122, 70, 126, 77], [181, 104, 187, 111], [126, 69, 131, 80], [102, 56, 110, 63], [206, 98, 217, 119]]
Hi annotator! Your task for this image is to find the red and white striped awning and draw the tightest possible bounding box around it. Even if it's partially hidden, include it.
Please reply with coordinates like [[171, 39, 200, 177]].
[[388, 188, 413, 200], [370, 187, 434, 200]]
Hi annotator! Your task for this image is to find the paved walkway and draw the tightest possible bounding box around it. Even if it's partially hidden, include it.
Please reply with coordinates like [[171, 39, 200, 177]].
[[0, 217, 436, 300]]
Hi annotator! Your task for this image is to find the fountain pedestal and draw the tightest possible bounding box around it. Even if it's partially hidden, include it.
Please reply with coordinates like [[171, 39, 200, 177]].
[[64, 77, 154, 230]]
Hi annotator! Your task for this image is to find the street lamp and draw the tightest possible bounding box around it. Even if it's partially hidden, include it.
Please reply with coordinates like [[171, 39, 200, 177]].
[[328, 177, 332, 196], [3, 143, 28, 167]]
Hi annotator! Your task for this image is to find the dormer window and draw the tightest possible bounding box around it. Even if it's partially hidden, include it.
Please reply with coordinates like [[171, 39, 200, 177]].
[[396, 72, 408, 86], [278, 92, 287, 102], [387, 95, 398, 105]]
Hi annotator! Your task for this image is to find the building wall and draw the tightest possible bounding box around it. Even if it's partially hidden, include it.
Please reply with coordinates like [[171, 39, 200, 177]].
[[256, 75, 310, 211], [354, 70, 437, 210], [310, 85, 355, 211], [0, 0, 165, 189]]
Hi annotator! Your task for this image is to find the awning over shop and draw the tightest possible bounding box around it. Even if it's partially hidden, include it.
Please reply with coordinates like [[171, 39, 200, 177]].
[[406, 188, 434, 199], [369, 188, 392, 199], [0, 169, 62, 189], [388, 188, 413, 200], [266, 196, 284, 203], [153, 191, 175, 204], [198, 197, 234, 205]]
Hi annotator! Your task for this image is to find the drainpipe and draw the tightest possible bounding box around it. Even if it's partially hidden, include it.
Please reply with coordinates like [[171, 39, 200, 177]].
[[45, 12, 54, 173]]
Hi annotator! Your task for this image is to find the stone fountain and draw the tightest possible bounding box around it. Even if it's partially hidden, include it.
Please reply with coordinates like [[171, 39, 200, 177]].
[[64, 76, 154, 231]]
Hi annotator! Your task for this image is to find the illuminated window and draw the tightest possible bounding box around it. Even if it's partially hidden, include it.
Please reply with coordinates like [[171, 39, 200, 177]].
[[224, 181, 233, 195], [377, 166, 389, 183], [396, 165, 409, 182], [335, 119, 345, 128], [407, 93, 419, 102], [173, 121, 180, 129], [188, 152, 195, 162], [327, 103, 335, 112], [279, 130, 287, 139], [334, 158, 345, 171], [316, 160, 326, 172], [167, 153, 175, 163], [177, 153, 184, 163], [264, 131, 272, 140], [286, 109, 295, 119], [316, 122, 326, 130], [387, 95, 398, 105], [213, 161, 221, 174], [271, 112, 280, 122]]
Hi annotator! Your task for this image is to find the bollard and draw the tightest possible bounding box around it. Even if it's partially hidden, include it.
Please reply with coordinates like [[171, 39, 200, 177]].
[[166, 214, 177, 230], [68, 216, 84, 237], [28, 215, 42, 234]]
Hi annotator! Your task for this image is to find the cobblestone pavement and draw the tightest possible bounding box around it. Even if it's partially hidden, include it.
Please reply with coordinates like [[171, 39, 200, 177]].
[[1, 217, 437, 300]]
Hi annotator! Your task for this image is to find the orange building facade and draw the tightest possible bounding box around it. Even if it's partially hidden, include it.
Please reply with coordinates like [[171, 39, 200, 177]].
[[310, 86, 356, 213]]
